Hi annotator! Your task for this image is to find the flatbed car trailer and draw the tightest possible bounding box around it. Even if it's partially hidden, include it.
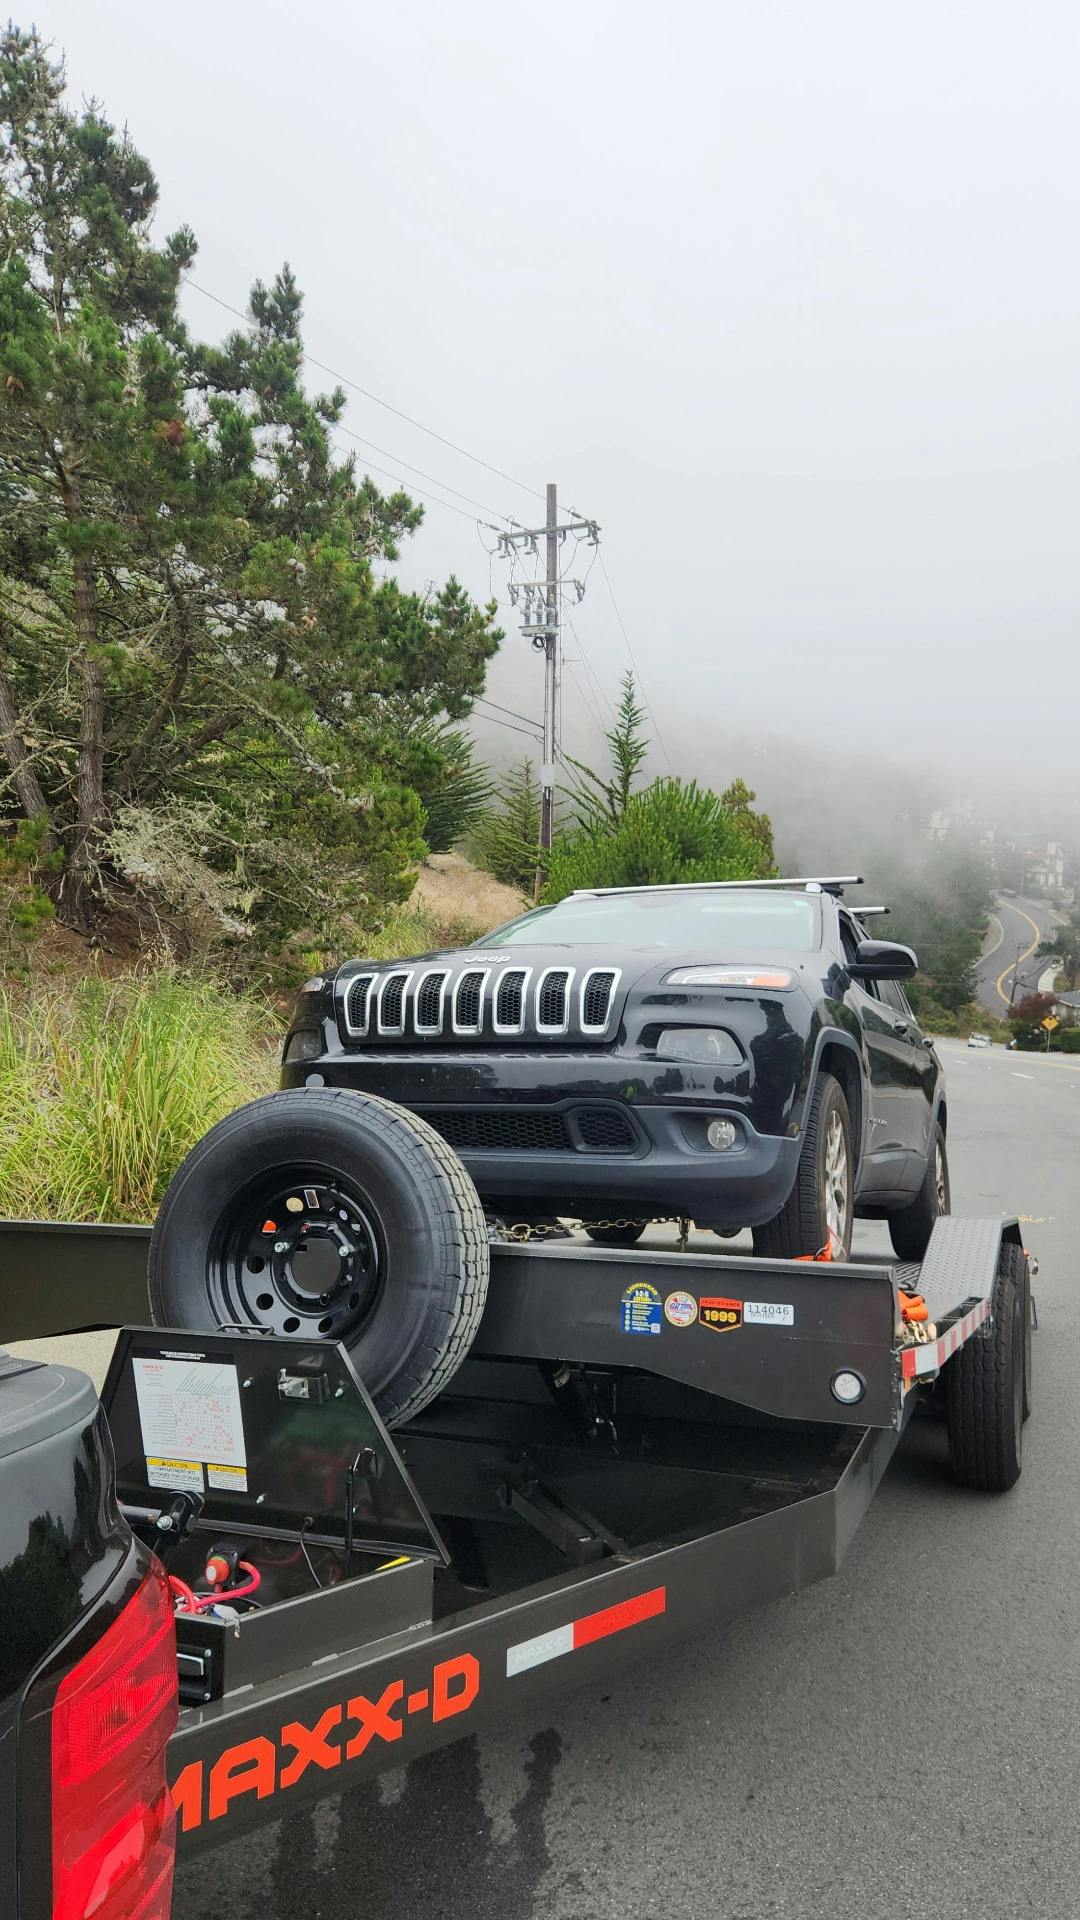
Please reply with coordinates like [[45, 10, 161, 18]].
[[1, 1208, 1035, 1873]]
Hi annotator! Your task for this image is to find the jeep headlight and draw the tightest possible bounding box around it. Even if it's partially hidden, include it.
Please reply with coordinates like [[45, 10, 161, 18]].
[[664, 966, 796, 990], [656, 1028, 744, 1066]]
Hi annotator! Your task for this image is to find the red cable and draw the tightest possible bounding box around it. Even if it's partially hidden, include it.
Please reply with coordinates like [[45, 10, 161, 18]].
[[169, 1575, 199, 1614], [195, 1561, 262, 1609]]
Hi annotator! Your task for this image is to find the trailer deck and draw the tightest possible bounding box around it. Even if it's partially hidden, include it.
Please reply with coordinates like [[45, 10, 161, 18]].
[[0, 1212, 1030, 1860]]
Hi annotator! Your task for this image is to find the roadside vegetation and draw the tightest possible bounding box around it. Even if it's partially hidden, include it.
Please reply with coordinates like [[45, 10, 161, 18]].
[[0, 969, 274, 1222]]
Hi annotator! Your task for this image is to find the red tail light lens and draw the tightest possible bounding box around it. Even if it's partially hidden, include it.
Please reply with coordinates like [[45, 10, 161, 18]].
[[51, 1560, 179, 1920]]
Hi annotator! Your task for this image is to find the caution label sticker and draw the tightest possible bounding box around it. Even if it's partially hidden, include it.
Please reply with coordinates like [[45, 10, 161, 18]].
[[146, 1456, 204, 1493], [698, 1295, 743, 1332], [207, 1463, 249, 1492]]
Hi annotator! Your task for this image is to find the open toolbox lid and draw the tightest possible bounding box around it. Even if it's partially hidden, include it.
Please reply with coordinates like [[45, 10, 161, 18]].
[[101, 1326, 449, 1561]]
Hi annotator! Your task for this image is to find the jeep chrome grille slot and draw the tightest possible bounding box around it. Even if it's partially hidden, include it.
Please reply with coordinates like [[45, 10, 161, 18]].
[[580, 967, 619, 1034], [452, 968, 489, 1035], [493, 967, 531, 1035], [414, 970, 448, 1035], [376, 970, 411, 1035], [535, 967, 573, 1035], [343, 972, 375, 1037]]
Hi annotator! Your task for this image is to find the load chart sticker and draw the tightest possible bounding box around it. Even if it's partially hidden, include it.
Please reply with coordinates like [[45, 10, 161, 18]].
[[133, 1355, 249, 1493]]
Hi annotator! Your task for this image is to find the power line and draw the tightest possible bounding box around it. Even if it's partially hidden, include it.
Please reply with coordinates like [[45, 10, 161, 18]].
[[597, 553, 673, 775], [476, 696, 544, 730], [328, 439, 490, 525], [184, 276, 546, 507], [330, 419, 512, 523]]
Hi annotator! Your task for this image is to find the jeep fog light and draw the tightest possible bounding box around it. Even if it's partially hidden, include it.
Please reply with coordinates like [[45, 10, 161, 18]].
[[706, 1119, 738, 1151], [657, 1027, 743, 1067], [830, 1369, 866, 1406], [284, 1028, 323, 1064]]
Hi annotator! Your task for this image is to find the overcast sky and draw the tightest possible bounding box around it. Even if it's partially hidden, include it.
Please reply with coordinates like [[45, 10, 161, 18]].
[[43, 0, 1080, 834]]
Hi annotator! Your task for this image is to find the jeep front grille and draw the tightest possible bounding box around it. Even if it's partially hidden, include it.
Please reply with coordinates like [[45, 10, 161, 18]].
[[339, 960, 620, 1043], [453, 969, 487, 1034], [415, 970, 447, 1033], [377, 970, 410, 1034], [343, 973, 374, 1036], [494, 968, 529, 1033], [536, 968, 572, 1033], [581, 968, 619, 1034]]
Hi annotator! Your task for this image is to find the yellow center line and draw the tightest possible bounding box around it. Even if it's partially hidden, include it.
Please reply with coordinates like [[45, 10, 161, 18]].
[[995, 905, 1043, 1008]]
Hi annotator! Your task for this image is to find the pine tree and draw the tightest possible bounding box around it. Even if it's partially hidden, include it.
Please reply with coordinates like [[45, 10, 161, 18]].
[[0, 27, 502, 945]]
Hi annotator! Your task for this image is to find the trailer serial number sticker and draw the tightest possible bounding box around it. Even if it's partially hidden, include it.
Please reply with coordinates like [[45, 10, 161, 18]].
[[664, 1290, 698, 1327], [133, 1356, 248, 1491], [744, 1301, 795, 1327], [620, 1281, 663, 1334], [698, 1295, 743, 1331]]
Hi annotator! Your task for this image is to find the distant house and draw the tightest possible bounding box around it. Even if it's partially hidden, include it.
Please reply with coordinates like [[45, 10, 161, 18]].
[[1025, 841, 1066, 894], [1054, 990, 1080, 1026]]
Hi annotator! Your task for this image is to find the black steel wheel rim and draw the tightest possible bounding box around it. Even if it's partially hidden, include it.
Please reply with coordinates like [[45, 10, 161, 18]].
[[206, 1164, 385, 1339]]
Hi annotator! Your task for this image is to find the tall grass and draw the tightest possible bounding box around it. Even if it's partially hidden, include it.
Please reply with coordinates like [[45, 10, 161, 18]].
[[0, 971, 277, 1223]]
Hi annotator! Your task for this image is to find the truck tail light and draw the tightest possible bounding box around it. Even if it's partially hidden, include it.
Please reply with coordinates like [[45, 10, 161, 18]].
[[51, 1560, 179, 1920]]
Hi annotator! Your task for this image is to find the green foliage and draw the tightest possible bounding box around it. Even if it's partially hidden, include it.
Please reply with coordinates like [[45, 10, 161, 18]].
[[868, 834, 994, 1012], [0, 26, 502, 949], [1037, 907, 1080, 991], [565, 673, 649, 830], [1008, 991, 1057, 1049], [469, 760, 544, 892], [380, 715, 493, 854], [0, 970, 275, 1221], [543, 778, 776, 901], [361, 900, 486, 961]]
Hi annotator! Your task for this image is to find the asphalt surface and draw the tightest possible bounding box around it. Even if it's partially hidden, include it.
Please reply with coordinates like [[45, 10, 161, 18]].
[[158, 1039, 1079, 1920], [976, 893, 1061, 1015]]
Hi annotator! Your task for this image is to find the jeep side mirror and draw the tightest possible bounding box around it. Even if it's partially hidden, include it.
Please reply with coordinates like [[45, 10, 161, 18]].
[[847, 939, 917, 981]]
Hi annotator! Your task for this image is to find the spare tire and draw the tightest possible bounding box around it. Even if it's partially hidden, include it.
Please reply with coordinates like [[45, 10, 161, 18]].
[[148, 1089, 489, 1428]]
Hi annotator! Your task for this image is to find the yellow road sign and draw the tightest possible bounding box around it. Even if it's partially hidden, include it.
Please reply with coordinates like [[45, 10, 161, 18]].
[[1042, 1015, 1059, 1031]]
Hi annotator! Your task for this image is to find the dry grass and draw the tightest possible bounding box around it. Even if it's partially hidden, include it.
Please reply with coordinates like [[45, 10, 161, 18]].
[[0, 969, 277, 1223]]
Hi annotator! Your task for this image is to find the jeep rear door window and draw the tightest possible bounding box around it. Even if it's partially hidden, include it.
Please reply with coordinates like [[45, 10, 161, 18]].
[[485, 891, 820, 951]]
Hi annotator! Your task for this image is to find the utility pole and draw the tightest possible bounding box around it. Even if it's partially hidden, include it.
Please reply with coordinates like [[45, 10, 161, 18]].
[[497, 492, 600, 891], [541, 483, 558, 860], [1008, 942, 1024, 1008]]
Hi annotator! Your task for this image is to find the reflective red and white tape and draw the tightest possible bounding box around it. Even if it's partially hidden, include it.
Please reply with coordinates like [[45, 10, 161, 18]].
[[506, 1586, 667, 1677], [900, 1298, 991, 1380]]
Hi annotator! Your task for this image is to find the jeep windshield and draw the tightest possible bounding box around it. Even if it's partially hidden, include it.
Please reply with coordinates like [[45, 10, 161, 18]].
[[483, 889, 820, 951]]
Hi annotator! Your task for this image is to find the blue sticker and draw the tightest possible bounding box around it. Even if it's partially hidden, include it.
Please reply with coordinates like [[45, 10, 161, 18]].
[[620, 1280, 663, 1335]]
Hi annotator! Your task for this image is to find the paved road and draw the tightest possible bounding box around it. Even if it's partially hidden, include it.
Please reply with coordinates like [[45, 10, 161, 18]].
[[976, 892, 1061, 1014], [170, 1039, 1080, 1920]]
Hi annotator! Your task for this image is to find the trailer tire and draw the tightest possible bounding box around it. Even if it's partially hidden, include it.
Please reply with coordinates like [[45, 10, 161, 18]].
[[148, 1089, 489, 1429], [945, 1241, 1026, 1491], [752, 1072, 853, 1259]]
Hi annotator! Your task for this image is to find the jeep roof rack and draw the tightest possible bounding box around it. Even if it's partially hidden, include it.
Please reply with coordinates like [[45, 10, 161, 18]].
[[568, 876, 864, 899]]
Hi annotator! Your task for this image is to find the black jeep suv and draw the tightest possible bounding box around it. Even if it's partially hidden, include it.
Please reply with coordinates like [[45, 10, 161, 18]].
[[282, 880, 949, 1259]]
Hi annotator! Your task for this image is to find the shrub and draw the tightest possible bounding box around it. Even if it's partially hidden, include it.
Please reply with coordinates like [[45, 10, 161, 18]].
[[543, 778, 775, 901]]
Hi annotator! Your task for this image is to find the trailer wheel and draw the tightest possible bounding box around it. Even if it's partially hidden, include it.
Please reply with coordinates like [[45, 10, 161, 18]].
[[752, 1072, 853, 1259], [887, 1125, 950, 1262], [945, 1241, 1026, 1491], [148, 1089, 489, 1429]]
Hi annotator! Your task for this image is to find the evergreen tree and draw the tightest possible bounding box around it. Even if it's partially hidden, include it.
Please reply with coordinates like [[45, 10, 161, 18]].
[[0, 26, 502, 944], [543, 778, 776, 901]]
